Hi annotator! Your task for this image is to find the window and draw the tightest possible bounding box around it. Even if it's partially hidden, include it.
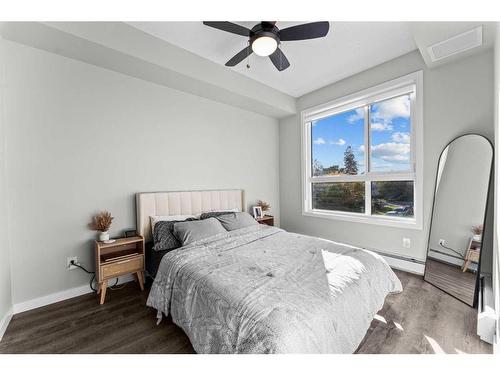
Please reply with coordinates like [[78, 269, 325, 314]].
[[302, 71, 423, 229]]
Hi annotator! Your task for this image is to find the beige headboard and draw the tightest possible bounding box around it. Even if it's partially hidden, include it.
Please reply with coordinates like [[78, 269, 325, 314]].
[[136, 189, 244, 242]]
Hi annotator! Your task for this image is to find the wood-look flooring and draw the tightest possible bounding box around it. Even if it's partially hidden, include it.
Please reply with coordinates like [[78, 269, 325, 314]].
[[424, 259, 476, 306], [0, 270, 492, 354]]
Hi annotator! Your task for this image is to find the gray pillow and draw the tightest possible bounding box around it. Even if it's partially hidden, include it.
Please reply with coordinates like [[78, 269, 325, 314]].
[[216, 212, 259, 231], [173, 217, 227, 246], [152, 218, 197, 252]]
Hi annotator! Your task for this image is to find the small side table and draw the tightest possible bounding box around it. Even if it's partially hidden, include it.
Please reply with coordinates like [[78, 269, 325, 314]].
[[94, 236, 145, 304], [256, 215, 274, 226]]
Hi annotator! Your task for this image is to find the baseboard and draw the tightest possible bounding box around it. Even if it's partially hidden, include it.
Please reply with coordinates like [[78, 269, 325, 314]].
[[380, 254, 425, 275], [0, 308, 13, 342], [12, 274, 135, 314]]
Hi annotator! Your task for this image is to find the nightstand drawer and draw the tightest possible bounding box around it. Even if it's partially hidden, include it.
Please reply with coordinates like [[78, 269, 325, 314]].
[[101, 256, 143, 279]]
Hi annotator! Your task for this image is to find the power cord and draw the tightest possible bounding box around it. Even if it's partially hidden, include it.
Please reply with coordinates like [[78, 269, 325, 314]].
[[70, 260, 120, 292], [439, 243, 465, 260]]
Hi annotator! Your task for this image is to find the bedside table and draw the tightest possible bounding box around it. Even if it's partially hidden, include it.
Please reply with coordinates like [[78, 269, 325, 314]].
[[95, 236, 145, 304], [256, 215, 274, 226]]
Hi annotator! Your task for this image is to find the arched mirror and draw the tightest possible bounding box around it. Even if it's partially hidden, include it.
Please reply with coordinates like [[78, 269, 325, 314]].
[[424, 134, 493, 306]]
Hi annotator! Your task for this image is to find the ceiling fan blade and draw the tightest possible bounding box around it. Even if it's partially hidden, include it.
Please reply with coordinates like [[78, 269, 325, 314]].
[[279, 22, 330, 41], [203, 22, 250, 37], [269, 48, 290, 71], [225, 46, 252, 67]]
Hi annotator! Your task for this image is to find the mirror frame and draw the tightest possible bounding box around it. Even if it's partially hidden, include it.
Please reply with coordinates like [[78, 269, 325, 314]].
[[423, 133, 493, 307]]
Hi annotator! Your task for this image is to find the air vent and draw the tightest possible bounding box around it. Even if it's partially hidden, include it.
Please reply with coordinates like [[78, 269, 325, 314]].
[[427, 26, 483, 62]]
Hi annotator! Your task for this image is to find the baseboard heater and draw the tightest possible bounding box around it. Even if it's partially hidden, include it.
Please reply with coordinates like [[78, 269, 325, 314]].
[[477, 274, 496, 344], [369, 249, 426, 275]]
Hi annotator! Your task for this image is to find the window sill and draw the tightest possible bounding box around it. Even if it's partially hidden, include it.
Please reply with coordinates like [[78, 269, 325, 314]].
[[302, 209, 423, 230]]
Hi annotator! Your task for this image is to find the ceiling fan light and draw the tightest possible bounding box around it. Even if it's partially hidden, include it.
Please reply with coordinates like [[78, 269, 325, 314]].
[[251, 36, 278, 56]]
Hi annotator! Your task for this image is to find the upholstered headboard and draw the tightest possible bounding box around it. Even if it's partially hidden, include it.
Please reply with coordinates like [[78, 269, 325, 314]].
[[136, 189, 244, 242]]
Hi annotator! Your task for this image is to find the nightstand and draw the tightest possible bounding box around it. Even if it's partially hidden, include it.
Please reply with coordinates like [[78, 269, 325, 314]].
[[257, 215, 274, 226], [95, 236, 145, 304]]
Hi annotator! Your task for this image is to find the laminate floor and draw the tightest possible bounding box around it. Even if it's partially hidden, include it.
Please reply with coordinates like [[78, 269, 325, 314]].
[[0, 270, 492, 354], [424, 259, 476, 306]]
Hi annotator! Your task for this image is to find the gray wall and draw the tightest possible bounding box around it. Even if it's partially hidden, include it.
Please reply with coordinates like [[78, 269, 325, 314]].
[[3, 40, 280, 305], [279, 50, 494, 262], [0, 39, 12, 323]]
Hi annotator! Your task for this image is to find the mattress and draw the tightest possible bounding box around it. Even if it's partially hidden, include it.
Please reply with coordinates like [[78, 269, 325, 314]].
[[147, 225, 402, 353]]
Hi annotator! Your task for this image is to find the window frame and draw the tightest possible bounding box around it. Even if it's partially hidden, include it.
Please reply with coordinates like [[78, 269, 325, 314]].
[[301, 71, 423, 230]]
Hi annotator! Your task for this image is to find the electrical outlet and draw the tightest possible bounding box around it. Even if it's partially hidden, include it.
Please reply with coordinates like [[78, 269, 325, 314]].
[[403, 238, 411, 249], [67, 256, 79, 270], [439, 239, 446, 246]]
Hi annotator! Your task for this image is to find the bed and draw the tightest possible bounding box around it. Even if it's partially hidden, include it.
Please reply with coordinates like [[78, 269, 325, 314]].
[[137, 189, 402, 354]]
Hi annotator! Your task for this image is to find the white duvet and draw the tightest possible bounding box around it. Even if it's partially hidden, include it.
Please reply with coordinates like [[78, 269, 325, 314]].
[[147, 225, 402, 353]]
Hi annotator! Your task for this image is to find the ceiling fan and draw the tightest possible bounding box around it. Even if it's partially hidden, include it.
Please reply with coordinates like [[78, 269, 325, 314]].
[[202, 21, 330, 71]]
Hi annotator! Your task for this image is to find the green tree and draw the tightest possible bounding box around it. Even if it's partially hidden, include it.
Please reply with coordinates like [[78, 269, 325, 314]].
[[315, 182, 365, 213], [323, 165, 340, 175], [343, 146, 358, 175], [377, 181, 413, 202]]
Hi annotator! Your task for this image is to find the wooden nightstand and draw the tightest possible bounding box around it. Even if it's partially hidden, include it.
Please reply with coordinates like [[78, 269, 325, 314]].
[[256, 215, 274, 226], [462, 237, 481, 272], [95, 236, 145, 304]]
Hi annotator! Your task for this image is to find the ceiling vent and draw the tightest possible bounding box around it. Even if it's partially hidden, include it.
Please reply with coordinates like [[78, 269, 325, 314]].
[[427, 26, 483, 62]]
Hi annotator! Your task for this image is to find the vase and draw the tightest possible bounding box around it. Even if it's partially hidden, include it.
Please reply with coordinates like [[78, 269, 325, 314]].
[[472, 234, 482, 242], [99, 231, 110, 241]]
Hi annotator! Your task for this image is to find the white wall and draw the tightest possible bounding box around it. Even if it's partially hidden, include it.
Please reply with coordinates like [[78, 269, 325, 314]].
[[280, 50, 494, 262], [3, 40, 280, 305], [0, 38, 13, 335]]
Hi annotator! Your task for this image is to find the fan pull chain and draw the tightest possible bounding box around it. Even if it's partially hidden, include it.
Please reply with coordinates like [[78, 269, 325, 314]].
[[246, 41, 251, 69]]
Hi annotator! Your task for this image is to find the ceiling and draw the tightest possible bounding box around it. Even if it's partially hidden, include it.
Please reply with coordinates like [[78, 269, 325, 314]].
[[2, 22, 495, 119], [128, 22, 418, 98]]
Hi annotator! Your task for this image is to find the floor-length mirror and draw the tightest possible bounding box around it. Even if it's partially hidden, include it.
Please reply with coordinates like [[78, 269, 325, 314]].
[[424, 134, 493, 306]]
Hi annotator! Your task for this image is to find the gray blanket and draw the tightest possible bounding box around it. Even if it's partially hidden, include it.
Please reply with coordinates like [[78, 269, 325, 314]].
[[147, 225, 402, 353]]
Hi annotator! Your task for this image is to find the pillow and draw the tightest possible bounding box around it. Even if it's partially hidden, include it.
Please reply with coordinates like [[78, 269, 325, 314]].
[[152, 217, 197, 252], [150, 214, 196, 233], [173, 217, 227, 246], [200, 210, 238, 220], [216, 212, 259, 231]]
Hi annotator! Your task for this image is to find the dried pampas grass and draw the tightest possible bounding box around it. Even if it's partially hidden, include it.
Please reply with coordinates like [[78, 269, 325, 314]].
[[256, 200, 271, 212], [89, 211, 114, 232]]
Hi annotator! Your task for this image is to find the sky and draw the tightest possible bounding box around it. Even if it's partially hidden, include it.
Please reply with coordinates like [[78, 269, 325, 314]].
[[311, 94, 411, 174]]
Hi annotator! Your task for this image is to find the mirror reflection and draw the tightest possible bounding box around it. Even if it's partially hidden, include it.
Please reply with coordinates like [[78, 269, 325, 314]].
[[424, 134, 492, 306]]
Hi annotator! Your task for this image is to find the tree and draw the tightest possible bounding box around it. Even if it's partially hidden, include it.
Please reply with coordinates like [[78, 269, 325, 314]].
[[323, 164, 340, 175], [312, 159, 323, 176], [377, 181, 413, 202], [315, 182, 365, 212], [343, 146, 358, 175]]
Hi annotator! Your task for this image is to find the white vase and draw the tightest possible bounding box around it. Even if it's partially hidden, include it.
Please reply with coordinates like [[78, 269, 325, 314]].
[[472, 234, 482, 242], [99, 231, 110, 241]]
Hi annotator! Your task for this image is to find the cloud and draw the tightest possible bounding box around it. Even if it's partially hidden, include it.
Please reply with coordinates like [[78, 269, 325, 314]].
[[331, 138, 346, 146], [347, 108, 364, 123], [371, 95, 410, 123], [313, 137, 326, 145], [371, 122, 393, 132], [371, 142, 410, 162], [391, 132, 410, 143], [359, 145, 365, 153]]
